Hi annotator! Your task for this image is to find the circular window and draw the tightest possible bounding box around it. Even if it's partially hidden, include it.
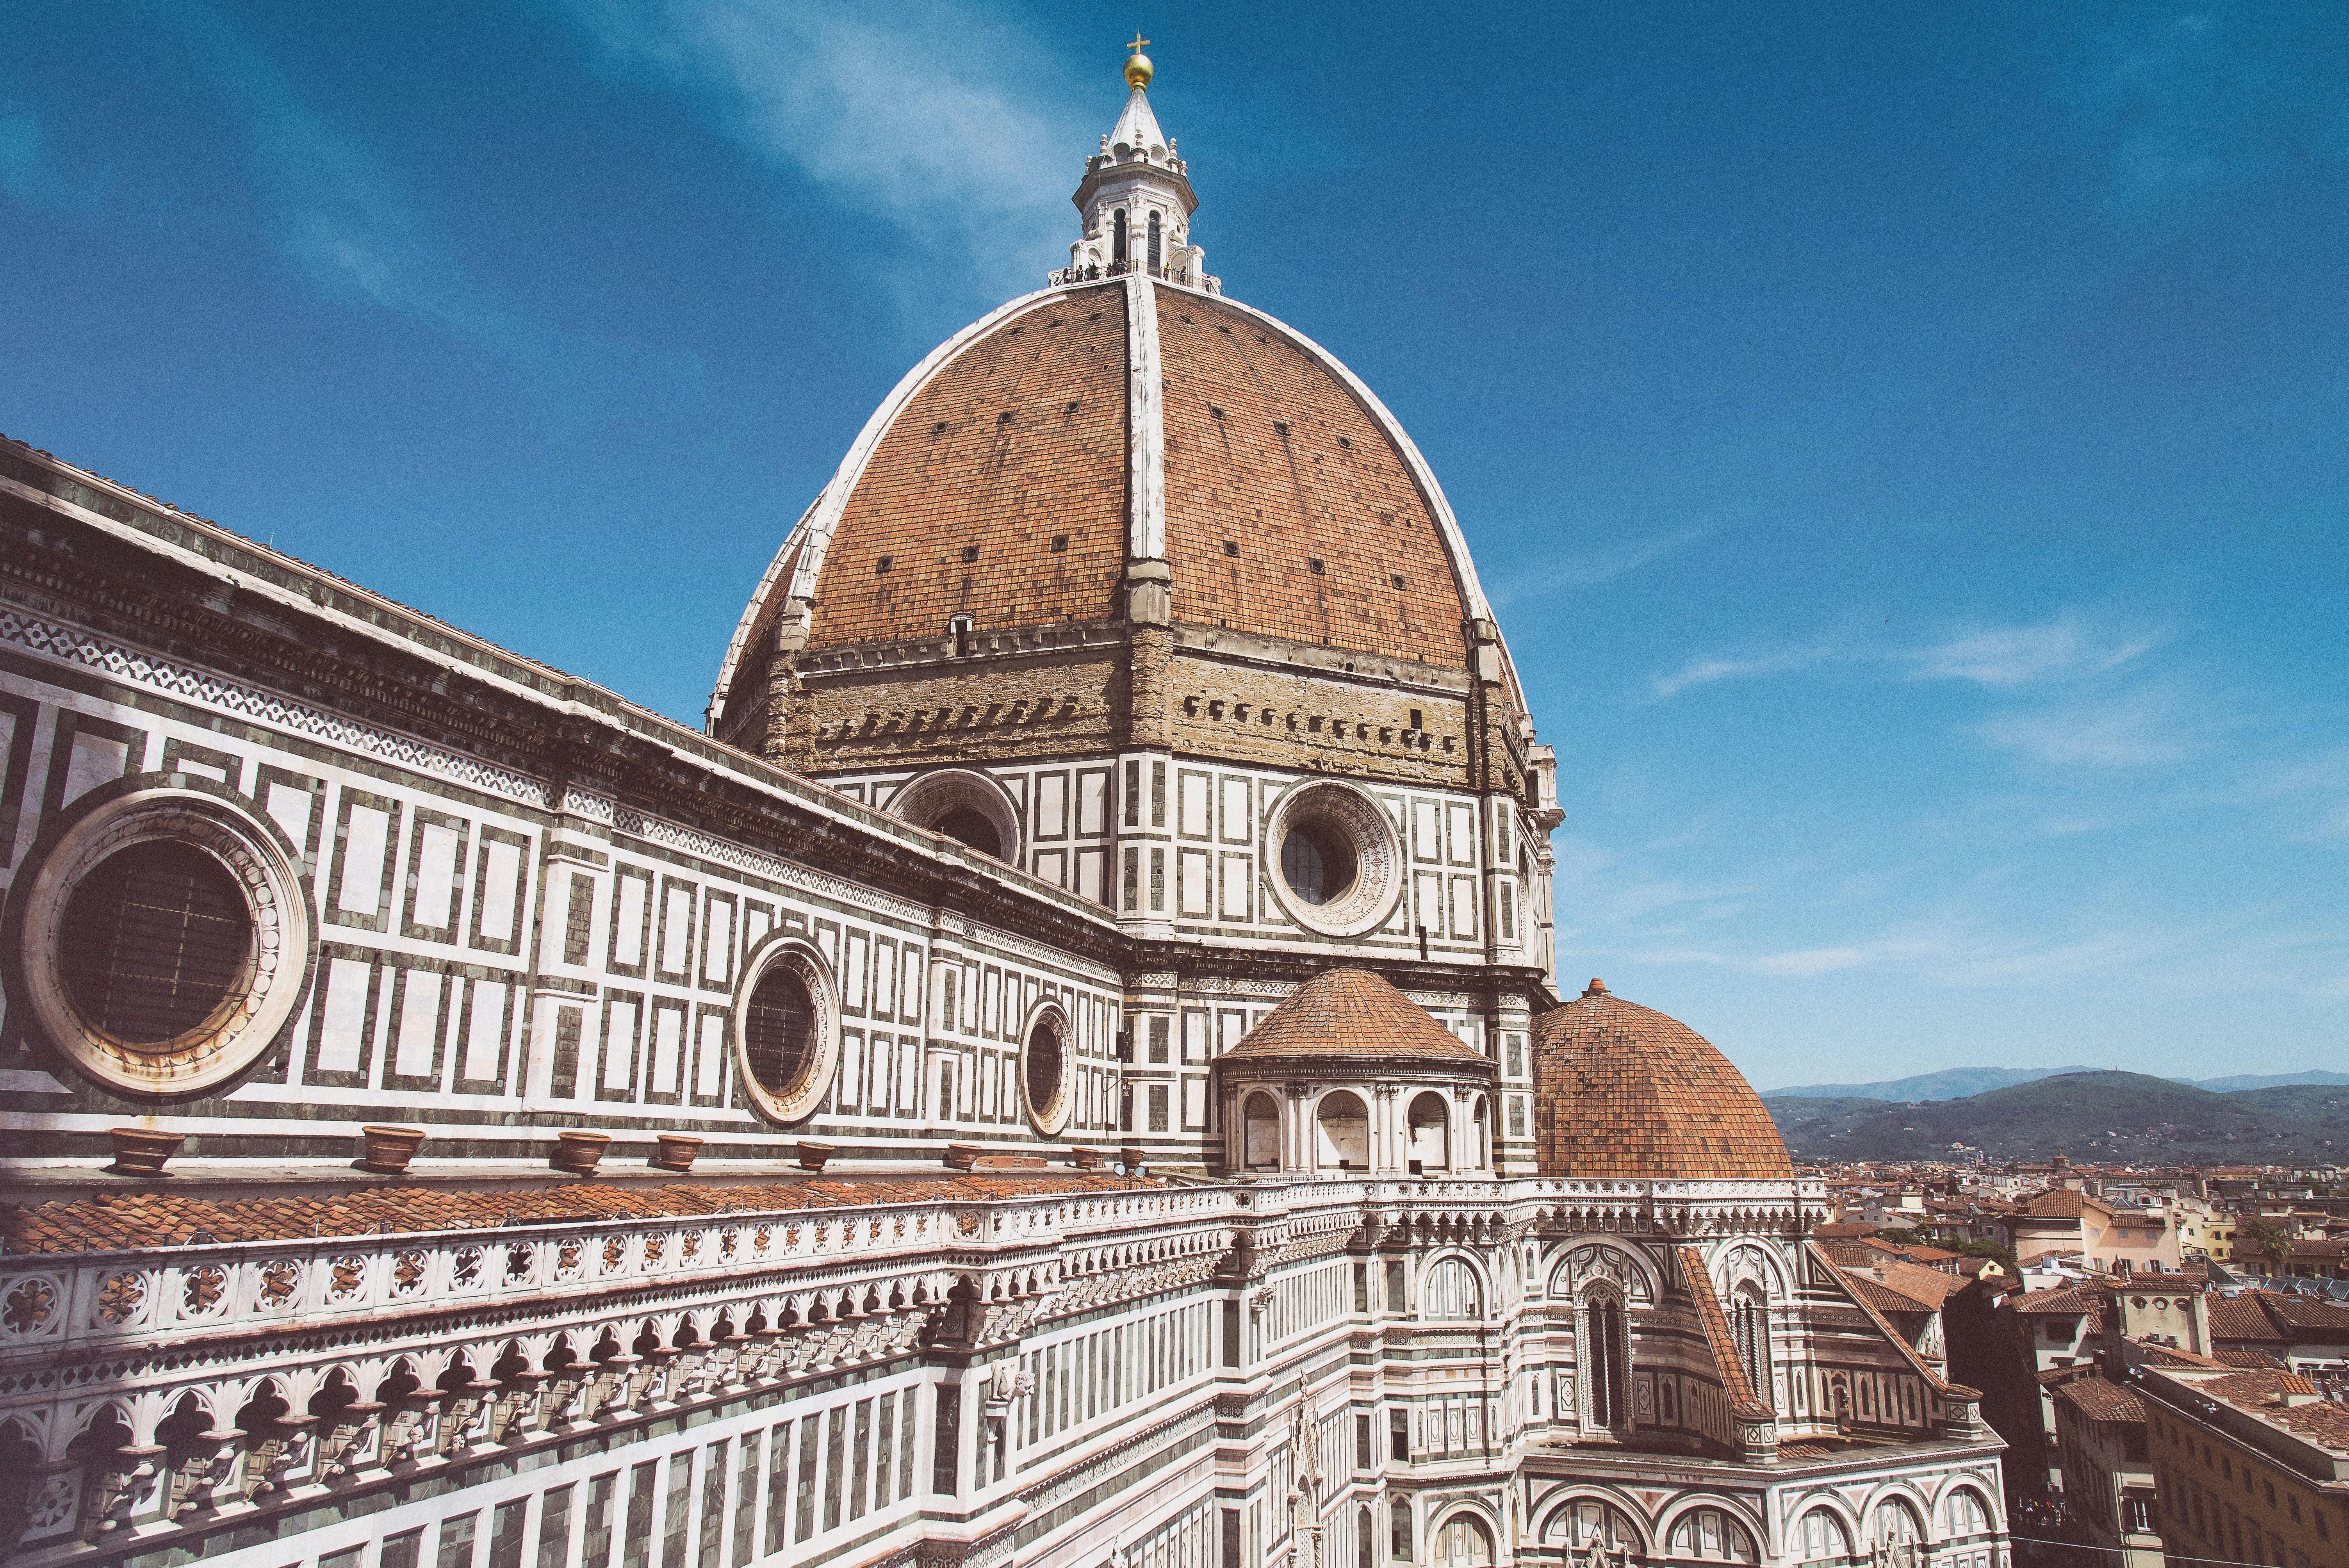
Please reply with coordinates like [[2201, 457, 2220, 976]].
[[9, 783, 313, 1098], [731, 939, 839, 1125], [1018, 1000, 1071, 1136], [1262, 782, 1402, 939], [1280, 821, 1356, 907], [61, 840, 255, 1050]]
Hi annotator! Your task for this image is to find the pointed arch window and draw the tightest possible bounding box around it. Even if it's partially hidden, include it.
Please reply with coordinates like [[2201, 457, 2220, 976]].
[[1732, 1283, 1772, 1408], [1112, 210, 1128, 264], [1582, 1288, 1629, 1431], [1148, 210, 1162, 270]]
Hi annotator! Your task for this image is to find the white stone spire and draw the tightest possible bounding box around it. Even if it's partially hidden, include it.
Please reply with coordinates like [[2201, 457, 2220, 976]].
[[1053, 47, 1218, 292]]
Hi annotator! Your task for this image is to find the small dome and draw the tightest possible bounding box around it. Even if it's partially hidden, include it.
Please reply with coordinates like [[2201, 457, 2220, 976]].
[[1225, 967, 1491, 1067], [1530, 982, 1792, 1180]]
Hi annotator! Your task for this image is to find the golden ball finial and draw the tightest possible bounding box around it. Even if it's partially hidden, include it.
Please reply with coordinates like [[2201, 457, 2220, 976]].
[[1124, 35, 1153, 89]]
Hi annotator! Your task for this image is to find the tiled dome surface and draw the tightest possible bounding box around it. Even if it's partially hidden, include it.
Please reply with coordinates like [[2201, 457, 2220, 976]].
[[1225, 967, 1490, 1065], [801, 282, 1472, 666], [1530, 981, 1793, 1180]]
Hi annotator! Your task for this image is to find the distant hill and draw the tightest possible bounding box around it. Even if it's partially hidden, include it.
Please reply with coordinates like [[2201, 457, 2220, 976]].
[[2183, 1069, 2349, 1092], [1764, 1066, 2086, 1101], [1764, 1071, 2349, 1163], [1764, 1064, 2349, 1103]]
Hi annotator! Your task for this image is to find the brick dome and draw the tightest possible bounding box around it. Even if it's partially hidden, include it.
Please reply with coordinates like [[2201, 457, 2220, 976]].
[[709, 274, 1527, 729], [1530, 980, 1793, 1180]]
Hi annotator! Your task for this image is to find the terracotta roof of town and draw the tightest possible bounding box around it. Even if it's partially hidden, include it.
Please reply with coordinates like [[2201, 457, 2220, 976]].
[[0, 1173, 1163, 1255], [2192, 1371, 2349, 1453], [1866, 1258, 1966, 1310], [2015, 1285, 2103, 1315], [2053, 1377, 2147, 1424], [1529, 982, 1793, 1181], [2260, 1293, 2349, 1331], [2209, 1295, 2291, 1342], [1810, 1222, 1880, 1239], [1220, 967, 1492, 1066], [2021, 1188, 2087, 1220]]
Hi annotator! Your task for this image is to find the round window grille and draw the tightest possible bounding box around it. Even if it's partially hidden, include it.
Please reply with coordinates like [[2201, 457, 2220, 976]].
[[1263, 782, 1402, 939], [9, 783, 313, 1098], [731, 938, 839, 1125], [1019, 1001, 1071, 1136], [61, 840, 255, 1051]]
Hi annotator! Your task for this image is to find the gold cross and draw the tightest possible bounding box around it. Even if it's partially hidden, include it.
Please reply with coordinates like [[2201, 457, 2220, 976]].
[[1126, 33, 1150, 55]]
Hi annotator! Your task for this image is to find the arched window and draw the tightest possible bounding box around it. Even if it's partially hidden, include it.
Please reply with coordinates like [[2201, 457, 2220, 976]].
[[1315, 1091, 1368, 1170], [1667, 1507, 1757, 1563], [1470, 1095, 1490, 1168], [1944, 1489, 1991, 1538], [1795, 1509, 1853, 1563], [1432, 1514, 1494, 1568], [1732, 1282, 1771, 1407], [1551, 1501, 1638, 1556], [1583, 1290, 1629, 1431], [1873, 1499, 1923, 1568], [1391, 1498, 1414, 1562], [1422, 1258, 1483, 1320], [1147, 210, 1162, 270], [1112, 210, 1127, 263], [1356, 1506, 1373, 1568], [1406, 1092, 1450, 1173], [1242, 1091, 1281, 1169]]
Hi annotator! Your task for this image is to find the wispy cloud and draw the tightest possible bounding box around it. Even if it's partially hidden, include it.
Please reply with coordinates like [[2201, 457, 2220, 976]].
[[560, 0, 1089, 303], [153, 2, 696, 413], [2059, 7, 2349, 203], [1904, 612, 2165, 687], [1650, 608, 2166, 701], [1490, 521, 1713, 606], [1977, 683, 2205, 769], [1649, 632, 1843, 700]]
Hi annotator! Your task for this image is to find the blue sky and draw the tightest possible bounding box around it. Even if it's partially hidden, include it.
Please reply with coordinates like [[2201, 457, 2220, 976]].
[[4, 3, 2345, 1088]]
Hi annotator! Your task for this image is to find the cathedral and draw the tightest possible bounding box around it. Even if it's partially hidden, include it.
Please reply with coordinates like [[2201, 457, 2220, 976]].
[[0, 49, 2008, 1568]]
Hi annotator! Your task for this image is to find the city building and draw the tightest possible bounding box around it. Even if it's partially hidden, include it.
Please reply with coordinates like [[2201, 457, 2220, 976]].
[[2133, 1363, 2349, 1568], [0, 50, 2010, 1568], [2049, 1376, 2161, 1568]]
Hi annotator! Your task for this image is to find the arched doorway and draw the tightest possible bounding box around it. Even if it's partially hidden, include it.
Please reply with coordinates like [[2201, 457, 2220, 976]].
[[1431, 1513, 1494, 1568], [1315, 1091, 1368, 1171], [1406, 1092, 1449, 1173]]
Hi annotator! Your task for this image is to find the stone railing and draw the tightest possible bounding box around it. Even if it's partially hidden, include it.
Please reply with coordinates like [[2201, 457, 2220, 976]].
[[0, 1185, 1236, 1361]]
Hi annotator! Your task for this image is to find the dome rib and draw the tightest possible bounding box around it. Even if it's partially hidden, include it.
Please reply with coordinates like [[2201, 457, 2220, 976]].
[[1530, 982, 1793, 1180]]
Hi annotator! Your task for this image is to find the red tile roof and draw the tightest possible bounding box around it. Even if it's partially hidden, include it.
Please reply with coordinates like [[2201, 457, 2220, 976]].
[[0, 1173, 1163, 1254], [2053, 1376, 2147, 1424], [1530, 983, 1792, 1180], [2208, 1295, 2287, 1342], [1221, 967, 1492, 1066]]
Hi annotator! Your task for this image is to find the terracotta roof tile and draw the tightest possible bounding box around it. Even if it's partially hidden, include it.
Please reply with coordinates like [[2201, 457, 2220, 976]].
[[0, 1173, 1162, 1254], [809, 287, 1131, 650], [1222, 967, 1492, 1066], [1675, 1245, 1772, 1425], [2053, 1376, 2147, 1424], [1529, 983, 1791, 1181], [1156, 287, 1469, 667], [2209, 1295, 2290, 1342]]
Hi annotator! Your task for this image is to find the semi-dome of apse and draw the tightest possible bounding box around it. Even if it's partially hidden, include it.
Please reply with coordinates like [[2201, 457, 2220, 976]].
[[1530, 979, 1795, 1181]]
